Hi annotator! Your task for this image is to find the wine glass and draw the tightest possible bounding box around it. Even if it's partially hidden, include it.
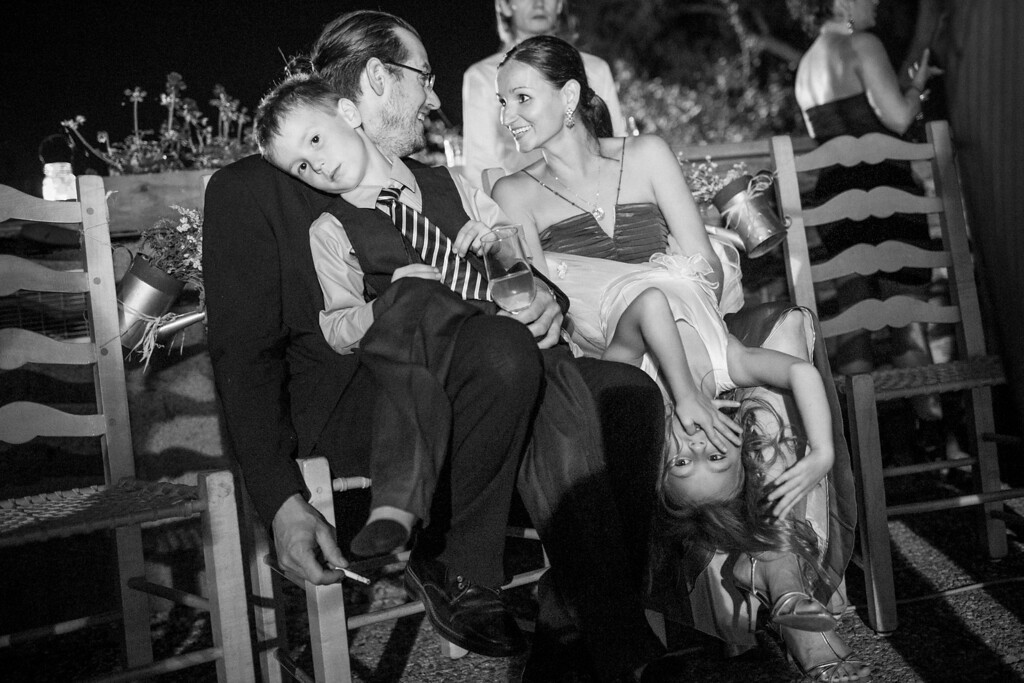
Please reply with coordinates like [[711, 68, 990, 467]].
[[481, 225, 536, 313]]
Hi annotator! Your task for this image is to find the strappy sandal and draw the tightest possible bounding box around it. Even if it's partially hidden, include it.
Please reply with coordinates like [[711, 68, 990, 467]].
[[737, 555, 838, 632], [782, 628, 872, 682]]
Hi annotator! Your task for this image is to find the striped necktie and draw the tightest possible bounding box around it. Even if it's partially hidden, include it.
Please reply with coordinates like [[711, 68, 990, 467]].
[[376, 186, 490, 301]]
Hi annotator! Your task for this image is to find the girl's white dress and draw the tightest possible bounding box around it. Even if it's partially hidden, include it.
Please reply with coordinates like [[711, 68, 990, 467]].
[[548, 238, 847, 647], [546, 235, 745, 399]]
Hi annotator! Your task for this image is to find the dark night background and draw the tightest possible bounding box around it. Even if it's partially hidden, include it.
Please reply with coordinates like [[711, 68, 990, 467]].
[[2, 1, 499, 193]]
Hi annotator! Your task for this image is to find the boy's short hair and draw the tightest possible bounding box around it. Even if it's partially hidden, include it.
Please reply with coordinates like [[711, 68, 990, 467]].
[[254, 73, 342, 157]]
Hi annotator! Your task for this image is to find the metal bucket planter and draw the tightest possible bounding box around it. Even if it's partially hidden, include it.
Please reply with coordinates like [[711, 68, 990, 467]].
[[711, 173, 788, 259], [117, 253, 184, 351]]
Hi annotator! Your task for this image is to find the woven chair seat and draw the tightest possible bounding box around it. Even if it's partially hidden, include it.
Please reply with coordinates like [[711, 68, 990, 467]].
[[834, 355, 1005, 401], [0, 479, 204, 548]]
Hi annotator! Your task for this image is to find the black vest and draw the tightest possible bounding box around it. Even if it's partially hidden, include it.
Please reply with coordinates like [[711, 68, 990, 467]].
[[329, 166, 480, 301]]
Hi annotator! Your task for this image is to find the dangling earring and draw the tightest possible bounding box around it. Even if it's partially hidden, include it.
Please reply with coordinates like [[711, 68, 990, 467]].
[[564, 106, 576, 129], [846, 17, 855, 32]]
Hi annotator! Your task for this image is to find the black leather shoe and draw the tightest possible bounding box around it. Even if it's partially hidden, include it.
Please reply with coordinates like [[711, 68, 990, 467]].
[[405, 556, 527, 657]]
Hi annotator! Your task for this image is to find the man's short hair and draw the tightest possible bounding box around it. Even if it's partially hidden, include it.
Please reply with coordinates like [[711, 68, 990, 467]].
[[311, 10, 420, 102]]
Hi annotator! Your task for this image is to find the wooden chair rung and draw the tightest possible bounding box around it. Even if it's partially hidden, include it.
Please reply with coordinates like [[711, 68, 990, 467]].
[[883, 457, 978, 478], [888, 487, 1024, 516], [0, 611, 121, 648], [126, 577, 210, 611], [81, 648, 223, 683]]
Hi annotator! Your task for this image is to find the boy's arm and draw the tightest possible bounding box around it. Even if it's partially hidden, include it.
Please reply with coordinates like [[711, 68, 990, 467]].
[[729, 341, 833, 450], [728, 340, 834, 517], [309, 212, 376, 354]]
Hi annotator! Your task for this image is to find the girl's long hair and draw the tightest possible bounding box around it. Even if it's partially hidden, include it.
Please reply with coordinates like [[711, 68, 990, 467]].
[[652, 394, 834, 594]]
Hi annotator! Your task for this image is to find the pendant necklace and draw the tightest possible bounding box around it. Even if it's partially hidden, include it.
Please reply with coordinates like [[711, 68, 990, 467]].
[[525, 164, 606, 221]]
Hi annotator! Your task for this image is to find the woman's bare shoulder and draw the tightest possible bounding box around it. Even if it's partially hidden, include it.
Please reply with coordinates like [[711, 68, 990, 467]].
[[615, 134, 678, 173], [492, 167, 545, 208], [848, 30, 887, 62]]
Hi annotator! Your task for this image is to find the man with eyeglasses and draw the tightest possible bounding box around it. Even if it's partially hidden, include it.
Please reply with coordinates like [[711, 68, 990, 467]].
[[204, 9, 669, 682]]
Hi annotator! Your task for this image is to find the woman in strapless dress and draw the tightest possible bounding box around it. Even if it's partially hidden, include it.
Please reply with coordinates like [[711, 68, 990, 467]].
[[491, 34, 869, 682]]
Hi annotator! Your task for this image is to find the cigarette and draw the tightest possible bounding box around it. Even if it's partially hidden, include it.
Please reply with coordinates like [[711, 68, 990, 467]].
[[329, 564, 371, 585]]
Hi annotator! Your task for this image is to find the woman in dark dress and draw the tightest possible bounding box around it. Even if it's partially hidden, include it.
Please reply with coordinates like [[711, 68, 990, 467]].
[[791, 0, 955, 457]]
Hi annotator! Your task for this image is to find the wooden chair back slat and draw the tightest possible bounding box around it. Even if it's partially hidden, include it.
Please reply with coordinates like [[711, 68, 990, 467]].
[[0, 255, 89, 296], [820, 296, 962, 339], [810, 240, 952, 281], [793, 132, 934, 172], [803, 187, 943, 227], [0, 185, 84, 223], [0, 401, 107, 444], [0, 328, 97, 369]]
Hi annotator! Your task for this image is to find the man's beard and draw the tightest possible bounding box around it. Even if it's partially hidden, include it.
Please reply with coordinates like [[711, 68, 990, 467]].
[[370, 92, 426, 159]]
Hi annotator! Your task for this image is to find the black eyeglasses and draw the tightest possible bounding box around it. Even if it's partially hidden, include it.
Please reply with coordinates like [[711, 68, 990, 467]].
[[384, 61, 436, 91]]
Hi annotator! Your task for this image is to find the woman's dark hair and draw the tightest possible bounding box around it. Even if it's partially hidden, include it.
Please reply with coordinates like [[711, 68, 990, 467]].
[[254, 73, 340, 157], [499, 35, 613, 140], [787, 0, 836, 37], [652, 394, 834, 595], [311, 10, 420, 102]]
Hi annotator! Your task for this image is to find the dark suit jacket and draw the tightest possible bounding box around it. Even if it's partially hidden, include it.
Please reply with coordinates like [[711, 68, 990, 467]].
[[204, 154, 358, 523]]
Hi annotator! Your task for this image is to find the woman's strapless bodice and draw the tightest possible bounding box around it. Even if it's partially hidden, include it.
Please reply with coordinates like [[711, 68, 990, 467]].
[[804, 93, 891, 141], [539, 202, 669, 264]]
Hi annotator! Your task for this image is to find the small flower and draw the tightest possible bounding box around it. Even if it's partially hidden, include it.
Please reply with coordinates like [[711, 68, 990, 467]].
[[125, 87, 147, 103], [61, 115, 86, 130]]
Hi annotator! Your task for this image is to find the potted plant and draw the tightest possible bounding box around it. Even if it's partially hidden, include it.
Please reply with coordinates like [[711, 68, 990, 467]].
[[61, 73, 255, 236], [118, 205, 205, 366], [685, 158, 787, 258]]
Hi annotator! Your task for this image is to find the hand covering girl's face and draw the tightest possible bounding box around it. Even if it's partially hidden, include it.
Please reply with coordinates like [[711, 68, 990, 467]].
[[496, 60, 564, 153], [662, 427, 745, 506]]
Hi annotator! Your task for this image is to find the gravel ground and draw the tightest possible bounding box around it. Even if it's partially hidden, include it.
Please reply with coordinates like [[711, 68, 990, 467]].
[[3, 335, 1023, 682]]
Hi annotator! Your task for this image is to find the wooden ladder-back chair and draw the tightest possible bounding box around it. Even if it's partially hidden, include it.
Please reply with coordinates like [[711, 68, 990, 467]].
[[244, 456, 547, 682], [0, 176, 254, 680], [770, 120, 1024, 634]]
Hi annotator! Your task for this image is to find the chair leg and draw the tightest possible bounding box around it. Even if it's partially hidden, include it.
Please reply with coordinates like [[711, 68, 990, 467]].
[[301, 457, 354, 683], [440, 638, 469, 659], [306, 575, 352, 682], [115, 524, 154, 668], [241, 485, 286, 683], [847, 375, 898, 634], [200, 470, 256, 683], [968, 385, 1009, 558]]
